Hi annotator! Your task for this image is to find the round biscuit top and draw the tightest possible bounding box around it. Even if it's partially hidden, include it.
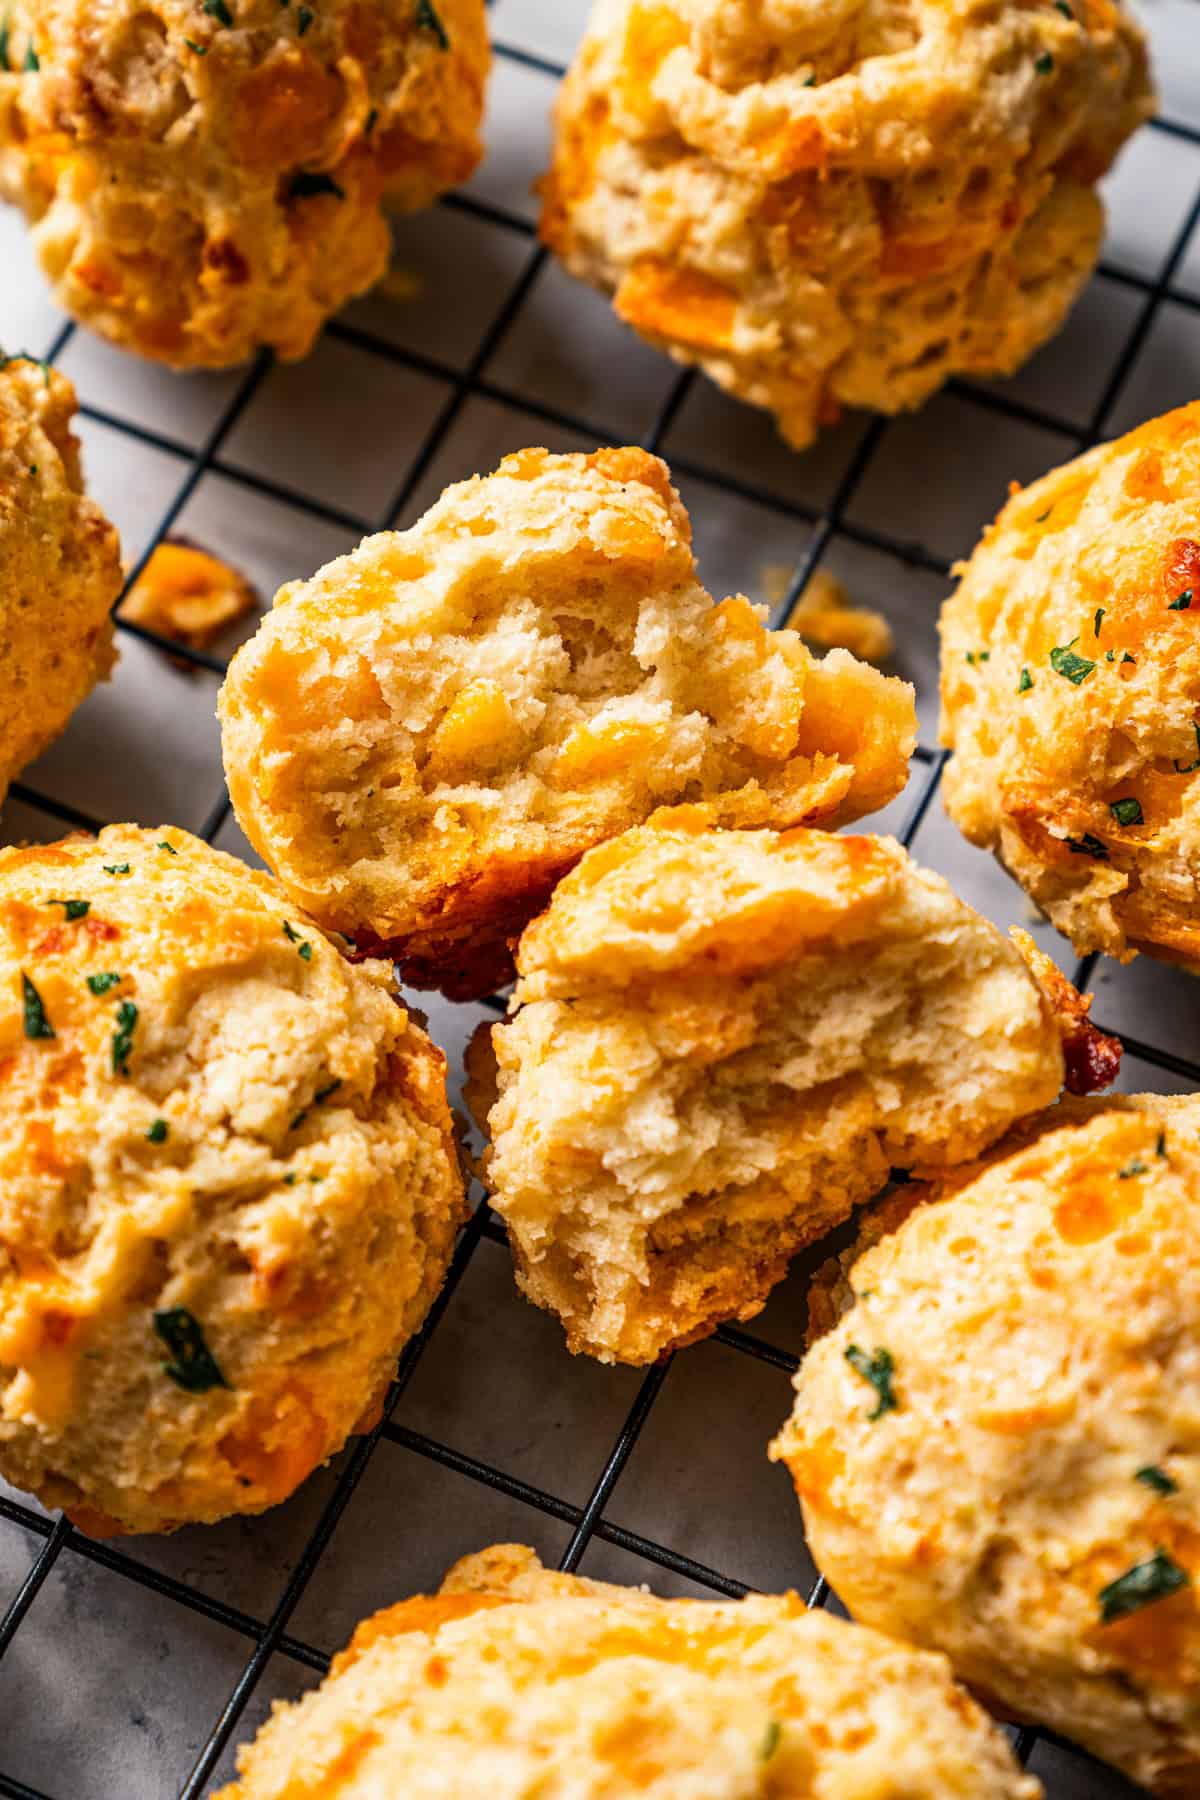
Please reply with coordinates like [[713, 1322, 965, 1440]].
[[0, 0, 488, 366], [772, 1093, 1200, 1798], [942, 401, 1200, 970], [216, 1542, 1040, 1799], [0, 356, 120, 802], [0, 825, 464, 1535], [542, 0, 1152, 447], [219, 446, 915, 999]]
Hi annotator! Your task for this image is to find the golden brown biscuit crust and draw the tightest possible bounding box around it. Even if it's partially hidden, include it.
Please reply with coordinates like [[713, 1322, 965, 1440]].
[[0, 356, 120, 800], [219, 447, 916, 999], [542, 0, 1152, 448], [0, 0, 488, 366], [469, 812, 1078, 1363], [772, 1094, 1200, 1799], [942, 402, 1200, 971], [216, 1542, 1041, 1799], [0, 825, 465, 1534]]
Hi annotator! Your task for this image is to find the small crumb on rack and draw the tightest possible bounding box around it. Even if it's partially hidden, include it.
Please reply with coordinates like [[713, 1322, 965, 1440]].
[[119, 538, 259, 664], [374, 263, 424, 305], [762, 565, 895, 664]]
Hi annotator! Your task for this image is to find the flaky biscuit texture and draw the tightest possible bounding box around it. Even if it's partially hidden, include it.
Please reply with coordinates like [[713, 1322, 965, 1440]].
[[0, 0, 487, 366], [772, 1094, 1200, 1799], [542, 0, 1152, 447], [219, 447, 915, 998], [468, 813, 1068, 1363], [0, 357, 119, 800], [0, 826, 464, 1534], [216, 1542, 1040, 1799], [942, 401, 1200, 971]]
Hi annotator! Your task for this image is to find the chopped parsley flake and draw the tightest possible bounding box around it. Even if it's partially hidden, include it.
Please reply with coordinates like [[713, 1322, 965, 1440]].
[[1098, 1549, 1189, 1624], [297, 4, 313, 30], [965, 650, 990, 666], [184, 37, 208, 51], [1049, 640, 1095, 686], [290, 1108, 308, 1131], [157, 840, 178, 855], [1157, 1132, 1168, 1158], [1169, 590, 1194, 611], [1035, 50, 1054, 74], [1055, 1, 1073, 14], [22, 41, 37, 68], [104, 863, 131, 875], [1035, 507, 1053, 524], [759, 1720, 781, 1762], [146, 1118, 168, 1144], [111, 999, 138, 1075], [286, 170, 344, 201], [415, 0, 449, 48], [21, 973, 54, 1040], [364, 105, 378, 134], [1018, 666, 1033, 693], [202, 0, 233, 22], [282, 920, 313, 960], [86, 972, 121, 995], [1118, 1158, 1149, 1180], [1109, 798, 1144, 827], [1135, 1465, 1178, 1496], [45, 897, 89, 920], [1122, 652, 1136, 666], [1093, 608, 1105, 638], [1064, 832, 1108, 860], [0, 16, 9, 68], [153, 1307, 228, 1392], [845, 1344, 897, 1420], [1175, 725, 1200, 774], [314, 1078, 341, 1104], [283, 1172, 299, 1185]]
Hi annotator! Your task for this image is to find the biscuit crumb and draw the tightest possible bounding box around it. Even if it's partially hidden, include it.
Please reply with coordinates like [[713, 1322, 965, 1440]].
[[120, 538, 259, 662]]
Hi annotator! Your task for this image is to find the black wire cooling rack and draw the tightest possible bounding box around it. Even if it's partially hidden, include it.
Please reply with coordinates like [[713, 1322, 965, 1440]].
[[1, 6, 1199, 1796]]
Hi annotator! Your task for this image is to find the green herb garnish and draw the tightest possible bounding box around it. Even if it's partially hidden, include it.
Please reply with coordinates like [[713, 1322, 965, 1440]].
[[104, 863, 131, 875], [364, 105, 378, 134], [21, 973, 53, 1040], [22, 42, 37, 68], [0, 16, 10, 68], [415, 0, 449, 48], [1118, 1158, 1149, 1179], [282, 920, 312, 960], [1093, 608, 1105, 638], [1169, 590, 1193, 611], [1135, 1466, 1178, 1496], [1018, 667, 1033, 693], [1050, 640, 1095, 686], [759, 1720, 781, 1761], [287, 170, 344, 200], [1109, 798, 1143, 827], [202, 0, 233, 23], [1035, 50, 1054, 74], [1157, 1132, 1168, 1158], [845, 1344, 897, 1420], [184, 37, 209, 52], [45, 897, 89, 920], [297, 5, 313, 30], [1098, 1549, 1189, 1624], [111, 999, 138, 1075], [86, 972, 121, 995], [153, 1307, 228, 1392], [157, 839, 177, 855], [1055, 1, 1073, 15], [1064, 832, 1108, 860], [146, 1118, 168, 1144], [314, 1078, 341, 1104]]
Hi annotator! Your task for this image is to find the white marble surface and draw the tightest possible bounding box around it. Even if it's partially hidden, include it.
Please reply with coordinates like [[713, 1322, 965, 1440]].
[[0, 2, 1198, 1795]]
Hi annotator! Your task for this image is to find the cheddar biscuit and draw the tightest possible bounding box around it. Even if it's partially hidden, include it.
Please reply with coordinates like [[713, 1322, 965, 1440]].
[[216, 1542, 1040, 1799], [0, 826, 464, 1535], [943, 402, 1200, 970], [0, 355, 120, 802], [0, 0, 488, 367], [772, 1094, 1200, 1799], [219, 447, 916, 999], [542, 0, 1152, 448], [466, 812, 1113, 1364]]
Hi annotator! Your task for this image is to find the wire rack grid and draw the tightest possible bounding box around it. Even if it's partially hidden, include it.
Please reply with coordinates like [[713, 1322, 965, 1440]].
[[0, 2, 1198, 1795]]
